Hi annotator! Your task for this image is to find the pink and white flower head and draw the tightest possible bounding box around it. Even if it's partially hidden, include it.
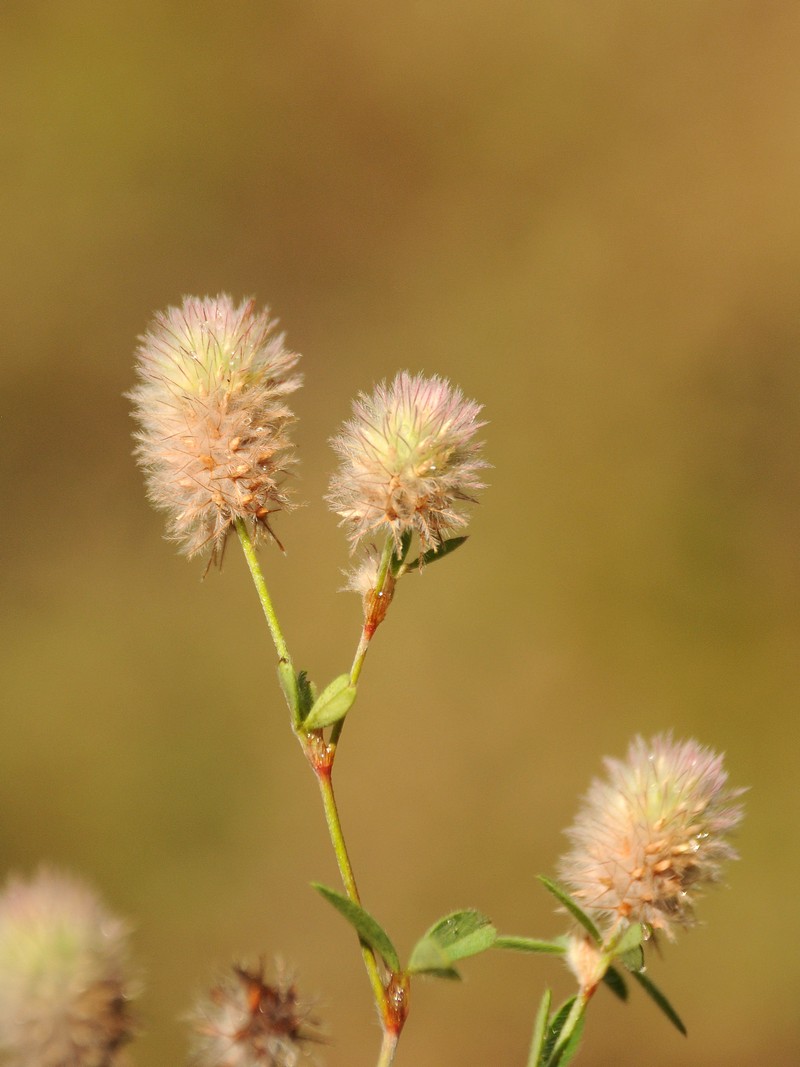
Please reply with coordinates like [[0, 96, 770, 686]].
[[327, 372, 486, 551], [129, 295, 302, 563], [0, 869, 134, 1067], [559, 734, 744, 942]]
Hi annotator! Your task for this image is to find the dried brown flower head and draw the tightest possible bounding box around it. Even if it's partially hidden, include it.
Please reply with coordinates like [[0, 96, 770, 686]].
[[189, 961, 320, 1067]]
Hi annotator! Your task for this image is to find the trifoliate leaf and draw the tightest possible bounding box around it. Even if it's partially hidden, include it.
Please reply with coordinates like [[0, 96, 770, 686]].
[[312, 883, 399, 972]]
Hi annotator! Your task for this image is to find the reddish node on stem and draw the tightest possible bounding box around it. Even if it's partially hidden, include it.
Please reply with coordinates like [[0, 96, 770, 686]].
[[384, 972, 410, 1034], [303, 731, 334, 775], [363, 574, 395, 638]]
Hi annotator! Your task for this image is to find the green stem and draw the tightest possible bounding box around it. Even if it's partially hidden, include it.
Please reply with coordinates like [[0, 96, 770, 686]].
[[328, 536, 397, 750], [316, 766, 389, 1022], [235, 521, 401, 1045], [376, 1028, 400, 1067], [235, 519, 291, 665]]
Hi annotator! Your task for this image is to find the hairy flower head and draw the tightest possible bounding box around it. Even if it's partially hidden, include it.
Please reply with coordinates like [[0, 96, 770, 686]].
[[129, 295, 302, 563], [189, 961, 320, 1067], [0, 869, 135, 1067], [327, 372, 486, 550], [558, 734, 744, 941]]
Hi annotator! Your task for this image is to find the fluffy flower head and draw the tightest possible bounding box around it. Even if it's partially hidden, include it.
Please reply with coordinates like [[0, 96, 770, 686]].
[[129, 295, 301, 562], [0, 869, 134, 1067], [327, 372, 486, 550], [558, 734, 744, 941], [189, 961, 319, 1067]]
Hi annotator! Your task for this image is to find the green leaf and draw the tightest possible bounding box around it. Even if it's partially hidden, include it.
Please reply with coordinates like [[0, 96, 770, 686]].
[[406, 935, 454, 975], [602, 965, 629, 1001], [630, 970, 687, 1036], [303, 674, 357, 730], [407, 909, 496, 975], [278, 665, 318, 728], [495, 936, 566, 955], [548, 1011, 585, 1067], [413, 964, 462, 981], [609, 922, 644, 957], [540, 996, 577, 1063], [312, 884, 399, 972], [538, 876, 602, 945], [617, 944, 645, 973], [609, 921, 645, 973], [539, 997, 587, 1067], [405, 536, 469, 573], [296, 670, 316, 721], [426, 909, 497, 959], [526, 989, 552, 1067], [277, 661, 299, 720]]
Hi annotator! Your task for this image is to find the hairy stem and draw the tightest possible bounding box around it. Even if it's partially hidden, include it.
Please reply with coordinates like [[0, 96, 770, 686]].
[[375, 1027, 400, 1067], [315, 765, 391, 1022], [235, 519, 292, 665], [329, 535, 397, 751], [236, 522, 402, 1050]]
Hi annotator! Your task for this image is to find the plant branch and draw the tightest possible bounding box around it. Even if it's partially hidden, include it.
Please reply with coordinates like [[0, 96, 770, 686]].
[[315, 764, 390, 1024], [375, 1027, 400, 1067], [235, 519, 292, 665]]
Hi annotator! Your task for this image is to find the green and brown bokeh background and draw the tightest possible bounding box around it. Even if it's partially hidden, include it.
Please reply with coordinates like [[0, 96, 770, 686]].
[[2, 3, 799, 1064]]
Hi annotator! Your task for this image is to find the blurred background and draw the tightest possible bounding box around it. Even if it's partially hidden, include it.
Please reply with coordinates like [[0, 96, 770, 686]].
[[2, 2, 799, 1064]]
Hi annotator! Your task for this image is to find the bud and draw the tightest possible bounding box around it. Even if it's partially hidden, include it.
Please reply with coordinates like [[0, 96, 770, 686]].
[[129, 295, 302, 563], [558, 734, 744, 941], [189, 960, 320, 1067], [0, 869, 135, 1067], [564, 933, 607, 995], [343, 548, 384, 599], [343, 548, 396, 628], [327, 372, 486, 551]]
